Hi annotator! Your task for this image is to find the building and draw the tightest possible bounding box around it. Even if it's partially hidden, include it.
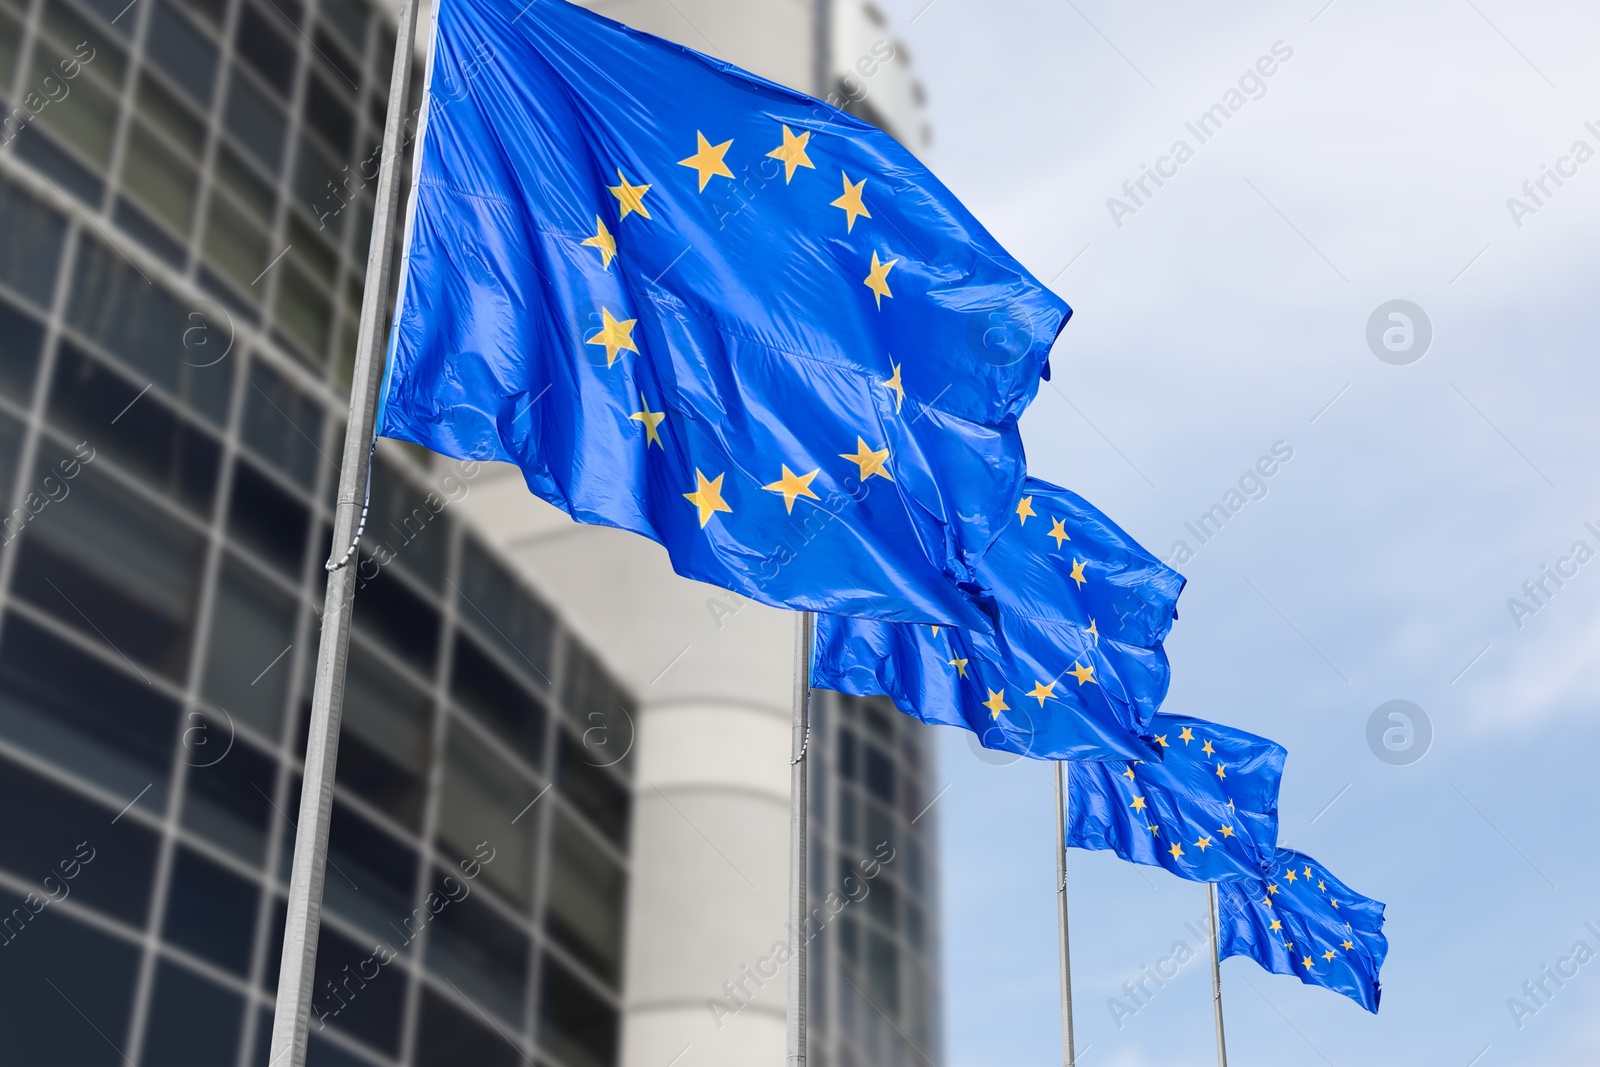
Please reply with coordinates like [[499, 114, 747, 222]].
[[0, 0, 939, 1063]]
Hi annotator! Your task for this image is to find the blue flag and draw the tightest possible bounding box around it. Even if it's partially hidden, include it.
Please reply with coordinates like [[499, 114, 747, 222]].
[[376, 0, 1070, 629], [1066, 712, 1286, 881], [1216, 847, 1388, 1012], [812, 478, 1183, 760]]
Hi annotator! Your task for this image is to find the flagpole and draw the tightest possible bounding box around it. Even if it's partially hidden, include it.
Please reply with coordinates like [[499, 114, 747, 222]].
[[786, 610, 814, 1067], [1208, 882, 1229, 1067], [1054, 761, 1076, 1067], [266, 1, 421, 1062]]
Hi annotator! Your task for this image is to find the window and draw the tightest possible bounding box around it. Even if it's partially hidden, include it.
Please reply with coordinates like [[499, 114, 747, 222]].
[[242, 359, 325, 491], [41, 0, 127, 83], [323, 803, 418, 944], [320, 0, 368, 56], [545, 811, 626, 986], [287, 214, 338, 284], [351, 550, 439, 664], [136, 71, 205, 159], [556, 733, 630, 849], [0, 11, 19, 90], [864, 743, 894, 805], [234, 4, 297, 97], [312, 23, 359, 90], [435, 720, 538, 908], [67, 238, 233, 424], [275, 261, 333, 362], [865, 931, 899, 1014], [215, 143, 277, 225], [308, 924, 405, 1056], [121, 123, 199, 237], [224, 67, 287, 174], [0, 170, 66, 313], [13, 448, 205, 682], [838, 787, 857, 847], [227, 458, 310, 578], [201, 554, 298, 737], [203, 192, 271, 297], [0, 297, 43, 403], [292, 132, 345, 234], [865, 872, 897, 930], [0, 751, 159, 925], [425, 865, 530, 1026], [414, 989, 524, 1067], [368, 457, 446, 589], [450, 633, 546, 769], [161, 846, 260, 975], [29, 52, 117, 172], [181, 735, 277, 868], [561, 639, 632, 739], [537, 955, 618, 1067], [458, 537, 555, 688], [139, 960, 244, 1065], [838, 726, 858, 780], [328, 642, 432, 830], [48, 341, 221, 516], [304, 74, 354, 156], [145, 0, 218, 106], [0, 884, 141, 1064]]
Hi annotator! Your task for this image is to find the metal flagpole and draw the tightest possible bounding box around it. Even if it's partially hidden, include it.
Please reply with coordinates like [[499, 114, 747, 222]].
[[1208, 883, 1230, 1067], [786, 610, 814, 1067], [1054, 761, 1076, 1067], [267, 0, 422, 1062]]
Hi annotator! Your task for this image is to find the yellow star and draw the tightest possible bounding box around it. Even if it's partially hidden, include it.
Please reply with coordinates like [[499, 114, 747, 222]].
[[1323, 950, 1337, 962], [1262, 896, 1273, 908], [1016, 495, 1036, 525], [1303, 866, 1313, 879], [678, 131, 734, 191], [1026, 680, 1056, 706], [1269, 919, 1283, 932], [1341, 939, 1354, 951], [585, 307, 638, 367], [1146, 824, 1160, 834], [1318, 880, 1327, 892], [1215, 763, 1227, 779], [1284, 868, 1297, 883], [1331, 900, 1340, 910], [930, 625, 941, 637], [1130, 796, 1147, 812], [1201, 740, 1215, 757], [629, 393, 666, 448], [1195, 835, 1212, 852], [839, 437, 892, 481], [1283, 941, 1294, 950], [682, 469, 732, 527], [1179, 726, 1195, 744], [608, 169, 652, 221], [1121, 766, 1136, 780], [1266, 884, 1279, 895], [1302, 955, 1314, 970], [882, 361, 904, 413], [1153, 734, 1169, 748], [768, 124, 815, 182], [1086, 618, 1099, 643], [1219, 825, 1235, 838], [982, 688, 1009, 719], [1069, 559, 1088, 587], [830, 172, 872, 232], [948, 656, 968, 678], [1048, 517, 1070, 548], [762, 465, 821, 513], [580, 216, 616, 270], [1168, 842, 1184, 860], [863, 251, 897, 309], [1067, 661, 1096, 685]]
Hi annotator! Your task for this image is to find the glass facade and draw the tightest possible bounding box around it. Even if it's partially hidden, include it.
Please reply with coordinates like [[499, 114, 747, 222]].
[[809, 691, 944, 1067], [0, 0, 634, 1063]]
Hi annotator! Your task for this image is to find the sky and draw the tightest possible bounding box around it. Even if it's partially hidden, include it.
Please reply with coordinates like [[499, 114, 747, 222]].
[[864, 1, 1600, 1064]]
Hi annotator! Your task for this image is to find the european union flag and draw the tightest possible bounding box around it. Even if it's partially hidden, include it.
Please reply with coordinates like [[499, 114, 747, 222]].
[[812, 478, 1183, 760], [1066, 712, 1286, 881], [376, 0, 1070, 629], [1216, 848, 1388, 1012]]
